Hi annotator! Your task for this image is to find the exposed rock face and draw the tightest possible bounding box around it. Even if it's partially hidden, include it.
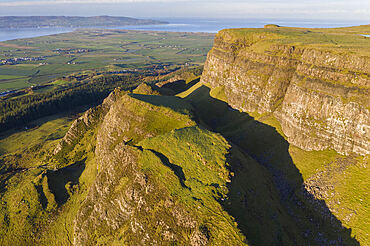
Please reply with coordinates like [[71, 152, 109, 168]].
[[53, 88, 122, 155], [201, 30, 370, 155]]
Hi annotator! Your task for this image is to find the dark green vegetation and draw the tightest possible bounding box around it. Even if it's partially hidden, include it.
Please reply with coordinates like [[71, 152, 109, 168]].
[[0, 73, 140, 132], [0, 16, 167, 28], [0, 29, 214, 91]]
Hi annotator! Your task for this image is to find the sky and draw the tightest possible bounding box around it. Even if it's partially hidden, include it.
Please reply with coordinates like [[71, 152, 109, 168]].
[[0, 0, 369, 22]]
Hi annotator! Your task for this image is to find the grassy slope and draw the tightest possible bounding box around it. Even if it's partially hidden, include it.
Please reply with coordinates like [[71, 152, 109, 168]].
[[0, 114, 75, 176], [0, 109, 99, 245], [38, 129, 98, 246], [0, 132, 98, 246], [0, 113, 73, 245], [0, 115, 71, 156], [138, 127, 247, 245]]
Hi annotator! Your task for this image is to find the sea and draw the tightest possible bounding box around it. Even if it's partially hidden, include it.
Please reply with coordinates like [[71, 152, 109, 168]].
[[0, 18, 367, 42]]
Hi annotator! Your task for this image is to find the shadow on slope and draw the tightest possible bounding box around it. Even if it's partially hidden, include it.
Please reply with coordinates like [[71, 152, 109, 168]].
[[147, 149, 189, 189], [129, 93, 194, 115], [160, 77, 200, 95], [46, 159, 86, 206], [184, 85, 359, 246]]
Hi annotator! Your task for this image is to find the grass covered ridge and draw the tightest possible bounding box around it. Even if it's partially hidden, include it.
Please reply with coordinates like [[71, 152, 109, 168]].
[[217, 25, 370, 56]]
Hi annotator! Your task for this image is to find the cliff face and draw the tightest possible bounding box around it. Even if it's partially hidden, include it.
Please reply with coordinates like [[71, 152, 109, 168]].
[[201, 28, 370, 156]]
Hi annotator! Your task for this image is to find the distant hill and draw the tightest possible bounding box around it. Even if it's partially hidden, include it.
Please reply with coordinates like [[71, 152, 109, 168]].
[[0, 16, 168, 28]]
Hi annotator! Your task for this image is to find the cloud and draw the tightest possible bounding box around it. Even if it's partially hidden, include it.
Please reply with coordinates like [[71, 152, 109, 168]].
[[0, 0, 187, 7], [0, 0, 369, 21]]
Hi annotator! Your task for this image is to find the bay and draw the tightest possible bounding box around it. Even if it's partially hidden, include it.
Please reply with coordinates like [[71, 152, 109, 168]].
[[0, 18, 365, 42]]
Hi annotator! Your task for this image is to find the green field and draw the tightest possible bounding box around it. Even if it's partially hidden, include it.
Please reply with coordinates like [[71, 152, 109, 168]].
[[0, 29, 214, 92], [0, 77, 30, 91], [0, 75, 27, 80]]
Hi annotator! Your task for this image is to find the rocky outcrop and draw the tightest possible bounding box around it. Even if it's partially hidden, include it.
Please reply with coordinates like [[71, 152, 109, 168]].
[[53, 88, 122, 155], [72, 94, 242, 245], [201, 29, 370, 155]]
